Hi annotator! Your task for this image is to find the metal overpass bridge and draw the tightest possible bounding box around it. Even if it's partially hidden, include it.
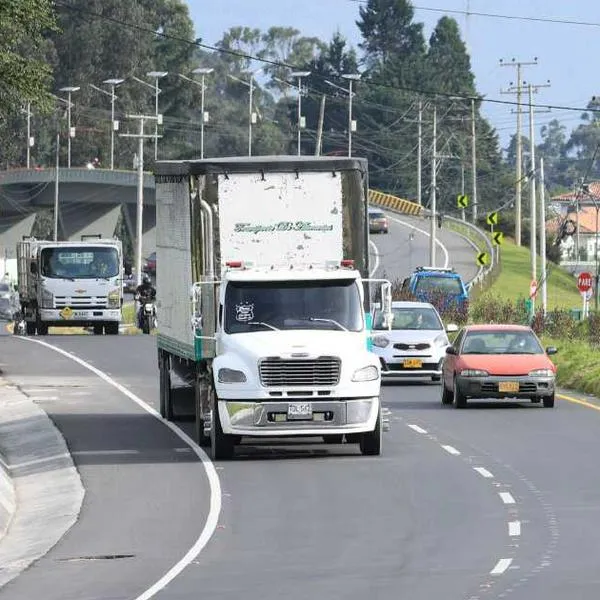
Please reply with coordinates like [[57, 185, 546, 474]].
[[0, 167, 156, 260]]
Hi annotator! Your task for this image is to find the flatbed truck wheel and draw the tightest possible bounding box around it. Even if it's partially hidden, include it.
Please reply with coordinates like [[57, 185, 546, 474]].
[[211, 392, 235, 460], [159, 351, 174, 420], [194, 373, 211, 447], [359, 409, 382, 456]]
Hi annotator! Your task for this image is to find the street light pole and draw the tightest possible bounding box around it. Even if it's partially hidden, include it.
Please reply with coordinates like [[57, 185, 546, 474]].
[[26, 102, 32, 169], [429, 106, 438, 267], [59, 86, 80, 168], [105, 78, 124, 170], [290, 71, 311, 156], [342, 73, 360, 157], [146, 71, 168, 161]]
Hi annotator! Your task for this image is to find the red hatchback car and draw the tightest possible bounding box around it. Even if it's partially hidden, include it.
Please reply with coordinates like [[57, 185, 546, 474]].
[[441, 324, 558, 408]]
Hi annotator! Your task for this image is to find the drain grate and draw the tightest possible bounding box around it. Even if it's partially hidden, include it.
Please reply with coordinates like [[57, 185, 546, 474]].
[[57, 554, 135, 562]]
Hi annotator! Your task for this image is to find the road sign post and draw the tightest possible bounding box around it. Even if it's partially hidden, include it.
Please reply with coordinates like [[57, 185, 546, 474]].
[[530, 279, 538, 316], [578, 272, 593, 318]]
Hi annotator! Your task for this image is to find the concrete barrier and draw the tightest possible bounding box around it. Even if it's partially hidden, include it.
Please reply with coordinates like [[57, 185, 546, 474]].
[[0, 447, 15, 543]]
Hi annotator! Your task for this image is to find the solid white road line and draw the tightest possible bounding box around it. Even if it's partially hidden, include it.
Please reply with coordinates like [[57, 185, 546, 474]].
[[490, 558, 513, 575], [499, 492, 516, 505], [16, 337, 222, 600], [71, 450, 140, 456], [508, 521, 521, 536], [473, 467, 494, 479], [407, 424, 428, 434], [369, 240, 380, 276], [385, 214, 450, 268], [441, 444, 461, 456]]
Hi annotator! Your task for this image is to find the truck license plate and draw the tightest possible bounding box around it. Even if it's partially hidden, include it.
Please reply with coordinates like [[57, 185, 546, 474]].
[[499, 381, 519, 393], [287, 402, 313, 420]]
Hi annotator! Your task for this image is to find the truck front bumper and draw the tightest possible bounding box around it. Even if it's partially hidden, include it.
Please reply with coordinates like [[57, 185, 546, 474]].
[[38, 308, 121, 324], [218, 398, 382, 436]]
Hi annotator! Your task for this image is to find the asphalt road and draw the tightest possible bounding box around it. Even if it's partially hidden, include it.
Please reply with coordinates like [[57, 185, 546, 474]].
[[3, 219, 600, 598]]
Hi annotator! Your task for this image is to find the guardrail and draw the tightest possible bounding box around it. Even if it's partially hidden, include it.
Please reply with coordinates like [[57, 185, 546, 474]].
[[368, 190, 423, 216], [369, 188, 497, 290]]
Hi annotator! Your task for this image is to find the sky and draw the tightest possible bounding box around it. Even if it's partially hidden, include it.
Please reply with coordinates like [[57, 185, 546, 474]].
[[187, 0, 600, 149]]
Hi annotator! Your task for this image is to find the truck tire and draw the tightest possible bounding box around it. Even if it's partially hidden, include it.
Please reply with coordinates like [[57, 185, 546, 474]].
[[159, 352, 174, 420], [105, 323, 119, 335], [359, 409, 382, 456], [194, 374, 211, 447], [93, 325, 104, 335], [211, 392, 235, 460], [26, 322, 36, 335], [37, 323, 48, 335]]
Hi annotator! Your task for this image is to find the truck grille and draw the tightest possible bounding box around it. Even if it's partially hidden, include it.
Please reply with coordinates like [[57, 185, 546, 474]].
[[54, 296, 108, 308], [259, 357, 341, 387]]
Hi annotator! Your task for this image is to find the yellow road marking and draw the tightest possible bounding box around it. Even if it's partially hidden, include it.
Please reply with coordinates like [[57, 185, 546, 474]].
[[557, 393, 600, 412]]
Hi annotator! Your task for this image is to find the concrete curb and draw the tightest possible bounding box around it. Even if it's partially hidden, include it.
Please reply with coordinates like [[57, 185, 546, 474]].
[[0, 377, 85, 588], [0, 446, 16, 544]]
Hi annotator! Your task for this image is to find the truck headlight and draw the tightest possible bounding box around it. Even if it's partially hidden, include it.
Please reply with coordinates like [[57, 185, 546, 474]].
[[528, 368, 554, 377], [460, 369, 489, 377], [218, 368, 247, 383], [107, 289, 120, 308], [371, 335, 390, 348], [352, 365, 379, 382], [41, 288, 54, 308]]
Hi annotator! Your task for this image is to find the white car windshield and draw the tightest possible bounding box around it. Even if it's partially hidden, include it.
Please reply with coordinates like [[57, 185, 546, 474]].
[[373, 306, 442, 331]]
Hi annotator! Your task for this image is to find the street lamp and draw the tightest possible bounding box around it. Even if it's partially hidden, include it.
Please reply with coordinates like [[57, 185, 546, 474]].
[[341, 73, 360, 157], [180, 67, 214, 159], [290, 71, 311, 156], [90, 78, 124, 170], [133, 71, 168, 161], [21, 103, 34, 168], [229, 67, 264, 156], [59, 86, 80, 168]]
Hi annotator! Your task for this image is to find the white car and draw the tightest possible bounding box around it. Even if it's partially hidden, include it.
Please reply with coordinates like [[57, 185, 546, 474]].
[[370, 301, 458, 382]]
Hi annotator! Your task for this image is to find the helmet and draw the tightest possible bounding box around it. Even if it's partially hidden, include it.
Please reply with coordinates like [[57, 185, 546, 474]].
[[142, 274, 152, 284]]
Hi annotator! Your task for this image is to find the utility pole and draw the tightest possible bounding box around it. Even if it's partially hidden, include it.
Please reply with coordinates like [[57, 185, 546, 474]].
[[470, 97, 478, 223], [461, 164, 466, 221], [342, 73, 360, 157], [120, 115, 161, 286], [54, 132, 60, 241], [500, 58, 538, 246], [417, 99, 423, 206], [429, 106, 437, 266], [25, 102, 33, 169], [290, 71, 311, 156], [539, 157, 548, 315], [528, 83, 537, 283], [315, 94, 326, 156]]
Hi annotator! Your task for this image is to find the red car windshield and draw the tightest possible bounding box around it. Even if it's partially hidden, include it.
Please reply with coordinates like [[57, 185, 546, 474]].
[[462, 330, 544, 355]]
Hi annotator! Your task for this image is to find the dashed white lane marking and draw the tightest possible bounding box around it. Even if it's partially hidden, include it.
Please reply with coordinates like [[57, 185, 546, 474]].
[[368, 240, 380, 276], [473, 467, 494, 479], [407, 424, 428, 434], [175, 447, 192, 453], [490, 558, 513, 575], [16, 336, 222, 600], [441, 444, 461, 456], [499, 492, 516, 505], [385, 214, 450, 268], [509, 521, 522, 537], [71, 450, 140, 456]]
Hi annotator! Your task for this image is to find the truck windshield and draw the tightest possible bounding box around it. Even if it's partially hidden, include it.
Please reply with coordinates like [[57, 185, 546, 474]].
[[224, 279, 363, 333], [40, 247, 120, 279]]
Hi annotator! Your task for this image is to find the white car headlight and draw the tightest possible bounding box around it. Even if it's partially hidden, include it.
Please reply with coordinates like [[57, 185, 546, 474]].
[[434, 333, 449, 346], [352, 365, 379, 382], [460, 369, 489, 377], [528, 368, 554, 377], [370, 335, 390, 348], [218, 368, 247, 383]]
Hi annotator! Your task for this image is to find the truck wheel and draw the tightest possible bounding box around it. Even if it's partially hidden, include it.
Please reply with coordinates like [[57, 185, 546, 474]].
[[159, 352, 174, 420], [93, 325, 104, 335], [194, 374, 211, 447], [211, 393, 235, 460], [105, 323, 119, 335], [359, 409, 382, 456], [26, 322, 36, 335], [37, 323, 48, 336]]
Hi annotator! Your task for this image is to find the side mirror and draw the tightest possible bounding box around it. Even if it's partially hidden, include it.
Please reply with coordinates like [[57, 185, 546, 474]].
[[546, 346, 558, 355], [446, 323, 458, 333], [446, 346, 457, 355]]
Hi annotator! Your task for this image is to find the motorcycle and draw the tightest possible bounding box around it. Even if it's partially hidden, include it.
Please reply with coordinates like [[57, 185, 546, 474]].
[[138, 297, 157, 334]]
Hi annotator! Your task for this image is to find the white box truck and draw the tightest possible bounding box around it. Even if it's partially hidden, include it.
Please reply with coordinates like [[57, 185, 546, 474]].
[[16, 236, 123, 335], [154, 156, 392, 459]]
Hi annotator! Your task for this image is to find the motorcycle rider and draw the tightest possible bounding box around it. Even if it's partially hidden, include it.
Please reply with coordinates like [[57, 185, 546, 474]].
[[135, 274, 156, 329]]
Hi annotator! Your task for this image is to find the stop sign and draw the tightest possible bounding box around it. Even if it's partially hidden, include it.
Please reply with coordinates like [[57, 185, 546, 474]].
[[578, 272, 593, 293]]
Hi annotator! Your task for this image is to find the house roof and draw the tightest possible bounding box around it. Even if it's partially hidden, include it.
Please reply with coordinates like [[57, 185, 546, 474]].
[[551, 181, 600, 203], [547, 205, 600, 234]]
